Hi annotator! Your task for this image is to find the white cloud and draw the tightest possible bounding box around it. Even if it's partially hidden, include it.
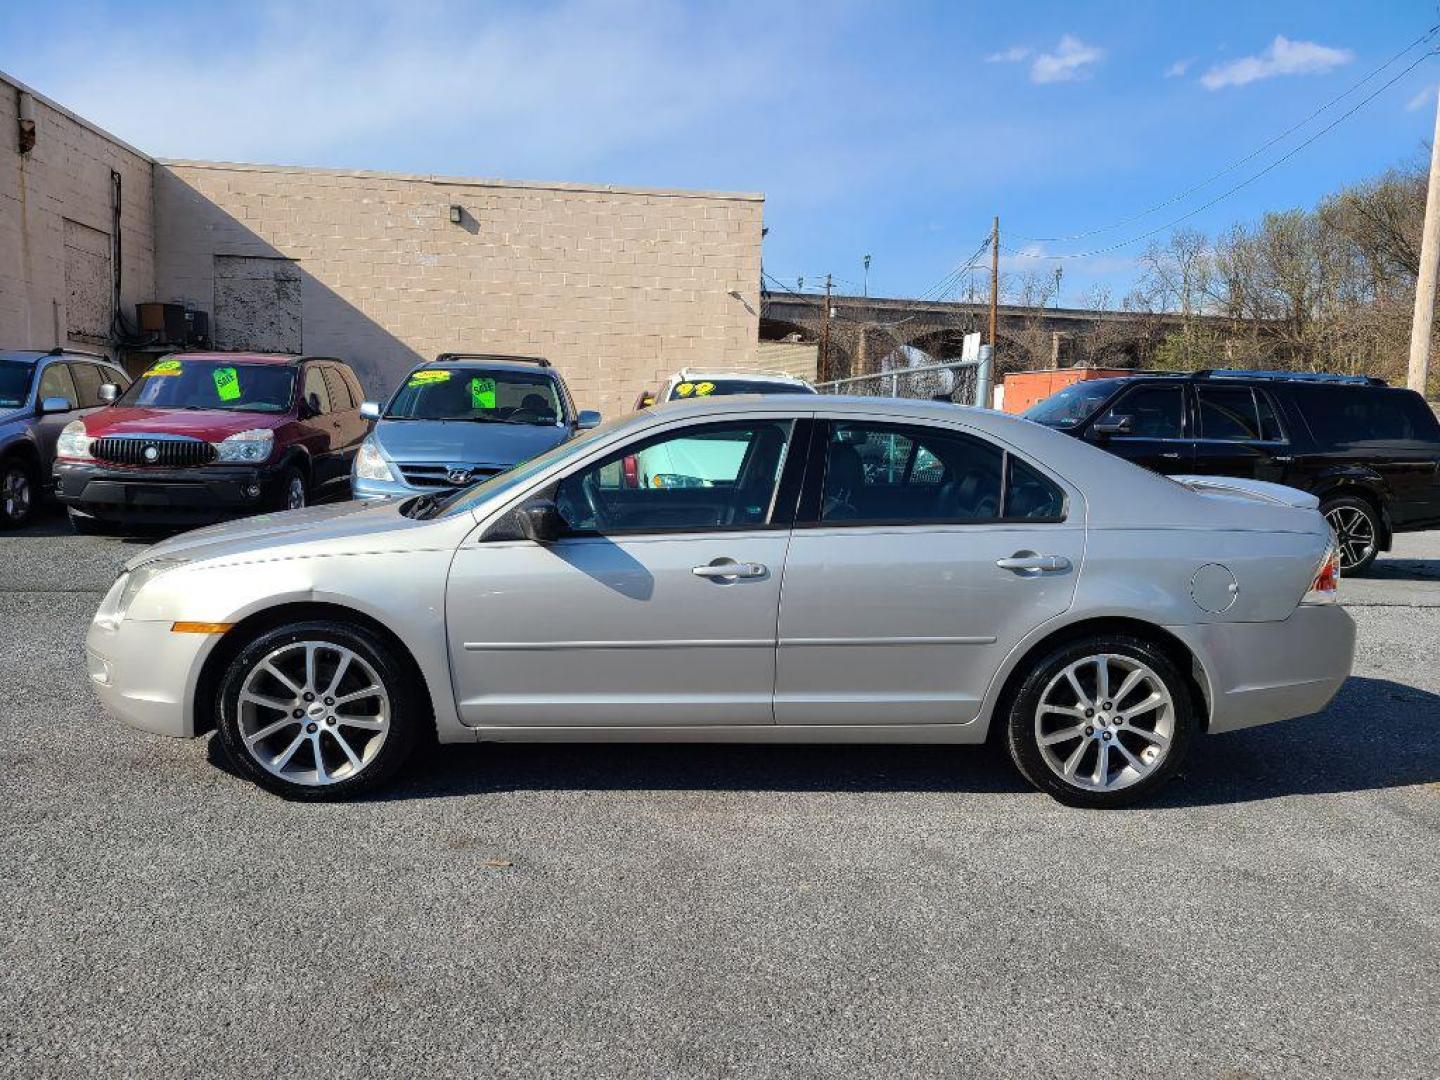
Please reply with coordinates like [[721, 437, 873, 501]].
[[1164, 59, 1192, 78], [1200, 35, 1353, 90], [1030, 35, 1105, 84], [986, 46, 1031, 64], [1407, 85, 1436, 112]]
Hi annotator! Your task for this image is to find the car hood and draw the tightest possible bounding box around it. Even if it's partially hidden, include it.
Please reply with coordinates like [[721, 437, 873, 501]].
[[373, 419, 567, 465], [85, 406, 291, 441], [124, 497, 468, 572]]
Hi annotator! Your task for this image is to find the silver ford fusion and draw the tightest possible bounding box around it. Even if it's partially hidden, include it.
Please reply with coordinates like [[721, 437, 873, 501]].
[[86, 395, 1355, 807]]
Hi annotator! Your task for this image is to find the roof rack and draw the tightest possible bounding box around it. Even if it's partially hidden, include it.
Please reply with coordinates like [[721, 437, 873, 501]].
[[1193, 368, 1386, 386], [47, 346, 112, 361], [676, 367, 805, 380], [432, 352, 550, 368]]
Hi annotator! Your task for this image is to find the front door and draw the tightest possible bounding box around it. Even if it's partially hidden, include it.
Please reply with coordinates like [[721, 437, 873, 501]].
[[775, 419, 1086, 726], [446, 416, 804, 727], [1084, 382, 1193, 474]]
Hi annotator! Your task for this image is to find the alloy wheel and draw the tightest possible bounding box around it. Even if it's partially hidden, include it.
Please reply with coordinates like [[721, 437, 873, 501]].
[[1034, 653, 1175, 793], [1324, 505, 1375, 573], [2, 465, 31, 523], [236, 641, 390, 786]]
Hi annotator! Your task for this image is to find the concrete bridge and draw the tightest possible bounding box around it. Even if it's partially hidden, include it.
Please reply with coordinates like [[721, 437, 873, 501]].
[[759, 291, 1248, 379]]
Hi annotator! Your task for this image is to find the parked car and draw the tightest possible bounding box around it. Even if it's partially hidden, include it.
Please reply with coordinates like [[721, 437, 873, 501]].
[[0, 348, 132, 528], [352, 354, 600, 500], [86, 395, 1353, 808], [1024, 369, 1440, 574], [54, 352, 368, 532], [656, 368, 817, 403]]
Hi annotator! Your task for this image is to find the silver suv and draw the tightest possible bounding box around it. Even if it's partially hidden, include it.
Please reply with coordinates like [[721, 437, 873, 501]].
[[0, 349, 131, 527]]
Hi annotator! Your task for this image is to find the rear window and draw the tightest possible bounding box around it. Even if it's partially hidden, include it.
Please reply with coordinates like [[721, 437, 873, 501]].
[[1293, 386, 1440, 446], [667, 378, 815, 401]]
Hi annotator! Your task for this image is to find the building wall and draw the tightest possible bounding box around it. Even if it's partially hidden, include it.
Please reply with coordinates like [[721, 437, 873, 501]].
[[154, 161, 763, 415], [0, 72, 155, 354]]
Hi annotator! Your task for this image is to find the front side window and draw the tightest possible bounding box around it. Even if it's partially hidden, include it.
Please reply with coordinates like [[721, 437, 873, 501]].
[[37, 363, 78, 409], [554, 419, 794, 534], [302, 367, 332, 415], [116, 359, 295, 414], [1096, 385, 1184, 439], [386, 367, 562, 426]]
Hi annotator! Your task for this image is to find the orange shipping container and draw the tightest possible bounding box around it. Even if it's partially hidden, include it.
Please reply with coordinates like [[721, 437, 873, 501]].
[[1000, 367, 1135, 415]]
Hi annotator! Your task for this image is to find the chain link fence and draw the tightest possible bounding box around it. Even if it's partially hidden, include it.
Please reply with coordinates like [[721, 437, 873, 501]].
[[814, 358, 989, 406]]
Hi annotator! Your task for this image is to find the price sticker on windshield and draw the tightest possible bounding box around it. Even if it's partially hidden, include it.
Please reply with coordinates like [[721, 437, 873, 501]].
[[470, 376, 496, 410], [212, 366, 241, 402], [694, 381, 716, 396], [407, 369, 451, 388], [143, 359, 182, 378]]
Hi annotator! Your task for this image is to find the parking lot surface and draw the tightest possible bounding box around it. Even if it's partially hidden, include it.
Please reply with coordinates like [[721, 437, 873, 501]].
[[3, 507, 1440, 1079]]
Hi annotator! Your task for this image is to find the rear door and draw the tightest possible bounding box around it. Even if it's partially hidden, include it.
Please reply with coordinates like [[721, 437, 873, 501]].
[[1082, 382, 1193, 474], [1189, 384, 1291, 483], [774, 417, 1084, 727], [321, 364, 366, 478]]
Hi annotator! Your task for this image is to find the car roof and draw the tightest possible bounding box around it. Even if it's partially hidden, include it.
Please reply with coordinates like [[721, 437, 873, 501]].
[[419, 356, 558, 375], [163, 352, 314, 366], [668, 369, 809, 383], [0, 349, 120, 366]]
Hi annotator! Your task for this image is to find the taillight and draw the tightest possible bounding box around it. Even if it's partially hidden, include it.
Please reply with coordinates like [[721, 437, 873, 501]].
[[1303, 542, 1340, 605]]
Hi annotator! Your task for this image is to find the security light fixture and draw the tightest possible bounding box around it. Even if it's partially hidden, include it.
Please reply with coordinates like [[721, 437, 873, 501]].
[[448, 205, 463, 224]]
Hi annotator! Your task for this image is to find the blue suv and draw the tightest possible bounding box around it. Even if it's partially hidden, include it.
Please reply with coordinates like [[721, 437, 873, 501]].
[[352, 354, 600, 500]]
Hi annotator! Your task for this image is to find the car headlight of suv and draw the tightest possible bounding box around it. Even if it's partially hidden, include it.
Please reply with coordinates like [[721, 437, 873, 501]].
[[56, 420, 93, 461], [355, 438, 395, 482], [214, 428, 274, 463], [95, 557, 189, 628]]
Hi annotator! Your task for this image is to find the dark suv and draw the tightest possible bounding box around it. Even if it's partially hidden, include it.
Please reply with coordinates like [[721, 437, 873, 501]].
[[1024, 369, 1440, 574], [54, 352, 369, 532]]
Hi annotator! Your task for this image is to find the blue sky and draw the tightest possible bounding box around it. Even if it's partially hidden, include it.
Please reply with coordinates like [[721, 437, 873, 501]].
[[4, 0, 1438, 305]]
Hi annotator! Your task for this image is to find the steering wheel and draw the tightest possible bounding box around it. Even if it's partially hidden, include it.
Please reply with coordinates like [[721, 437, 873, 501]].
[[580, 471, 611, 529]]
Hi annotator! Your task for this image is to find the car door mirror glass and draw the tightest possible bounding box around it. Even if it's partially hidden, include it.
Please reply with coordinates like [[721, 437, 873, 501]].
[[576, 409, 602, 430], [97, 383, 120, 404], [40, 396, 73, 414], [359, 401, 382, 420]]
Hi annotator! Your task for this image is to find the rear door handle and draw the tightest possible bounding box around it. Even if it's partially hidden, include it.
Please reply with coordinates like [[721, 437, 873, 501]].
[[996, 554, 1071, 574], [692, 560, 767, 580], [1161, 452, 1181, 459]]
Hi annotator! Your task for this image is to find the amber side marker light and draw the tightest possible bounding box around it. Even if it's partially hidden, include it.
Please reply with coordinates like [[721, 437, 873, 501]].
[[171, 622, 235, 634]]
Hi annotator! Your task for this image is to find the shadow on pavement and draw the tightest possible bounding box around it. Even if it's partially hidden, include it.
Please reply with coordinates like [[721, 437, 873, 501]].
[[203, 675, 1440, 807], [1364, 555, 1440, 582]]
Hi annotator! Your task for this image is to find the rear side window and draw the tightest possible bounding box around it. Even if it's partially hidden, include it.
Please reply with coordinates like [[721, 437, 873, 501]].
[[1295, 386, 1440, 445], [1097, 385, 1184, 438], [69, 363, 107, 407], [1197, 386, 1284, 441]]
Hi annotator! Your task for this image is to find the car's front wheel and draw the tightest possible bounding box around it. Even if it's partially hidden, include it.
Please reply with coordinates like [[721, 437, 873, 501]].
[[1005, 635, 1198, 808], [0, 457, 36, 528], [1321, 496, 1380, 576], [216, 621, 421, 799]]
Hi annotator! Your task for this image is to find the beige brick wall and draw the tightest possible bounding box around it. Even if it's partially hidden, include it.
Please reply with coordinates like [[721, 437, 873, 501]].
[[0, 72, 155, 354], [155, 161, 763, 416]]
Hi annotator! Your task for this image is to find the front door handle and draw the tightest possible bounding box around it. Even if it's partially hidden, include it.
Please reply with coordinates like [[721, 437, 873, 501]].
[[1161, 452, 1181, 459], [692, 559, 768, 580], [996, 553, 1071, 574]]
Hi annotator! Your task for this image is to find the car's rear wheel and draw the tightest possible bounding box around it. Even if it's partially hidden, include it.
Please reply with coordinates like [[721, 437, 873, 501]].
[[216, 621, 420, 799], [1005, 635, 1198, 808], [1321, 496, 1380, 576], [0, 457, 36, 528]]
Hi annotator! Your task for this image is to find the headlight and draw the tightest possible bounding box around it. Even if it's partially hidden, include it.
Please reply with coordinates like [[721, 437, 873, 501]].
[[214, 429, 274, 463], [95, 558, 188, 627], [56, 420, 93, 461], [355, 438, 395, 482]]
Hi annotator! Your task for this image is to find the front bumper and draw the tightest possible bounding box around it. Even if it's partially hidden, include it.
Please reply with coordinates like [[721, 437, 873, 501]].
[[1169, 604, 1357, 734], [55, 460, 288, 523], [351, 472, 441, 501], [86, 614, 216, 738]]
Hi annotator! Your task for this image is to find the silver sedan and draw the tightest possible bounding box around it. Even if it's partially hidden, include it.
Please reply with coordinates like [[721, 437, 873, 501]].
[[85, 396, 1355, 807]]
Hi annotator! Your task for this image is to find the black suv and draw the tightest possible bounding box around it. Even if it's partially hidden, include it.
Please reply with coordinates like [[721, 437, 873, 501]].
[[1024, 369, 1440, 574]]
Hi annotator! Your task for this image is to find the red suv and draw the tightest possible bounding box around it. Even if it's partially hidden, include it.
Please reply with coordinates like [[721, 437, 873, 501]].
[[54, 352, 369, 532]]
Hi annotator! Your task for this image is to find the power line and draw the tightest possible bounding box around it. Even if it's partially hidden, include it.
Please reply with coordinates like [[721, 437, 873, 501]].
[[1003, 46, 1437, 262], [914, 236, 993, 303], [1012, 23, 1440, 245]]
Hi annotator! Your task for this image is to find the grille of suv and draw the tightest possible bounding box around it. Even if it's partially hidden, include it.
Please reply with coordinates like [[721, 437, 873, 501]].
[[92, 436, 217, 468], [398, 463, 504, 489]]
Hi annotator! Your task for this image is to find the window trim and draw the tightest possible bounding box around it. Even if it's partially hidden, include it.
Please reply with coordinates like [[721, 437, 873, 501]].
[[544, 417, 809, 540], [796, 419, 1068, 530]]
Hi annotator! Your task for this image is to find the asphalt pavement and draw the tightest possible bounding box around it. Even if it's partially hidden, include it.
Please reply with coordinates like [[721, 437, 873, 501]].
[[3, 507, 1439, 1079]]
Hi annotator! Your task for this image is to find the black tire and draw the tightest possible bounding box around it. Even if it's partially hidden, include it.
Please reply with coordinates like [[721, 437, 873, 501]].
[[0, 456, 37, 529], [215, 620, 421, 800], [274, 464, 307, 512], [67, 507, 109, 535], [1005, 634, 1198, 809], [1320, 495, 1381, 576]]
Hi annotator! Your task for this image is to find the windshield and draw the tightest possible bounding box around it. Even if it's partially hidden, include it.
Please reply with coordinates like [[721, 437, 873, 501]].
[[667, 377, 815, 401], [428, 412, 632, 518], [0, 359, 36, 410], [1023, 380, 1124, 427], [116, 358, 296, 413], [386, 367, 563, 425]]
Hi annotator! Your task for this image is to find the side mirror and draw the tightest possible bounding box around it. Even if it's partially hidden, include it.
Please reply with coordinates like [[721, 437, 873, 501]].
[[40, 396, 73, 415], [515, 499, 565, 544], [1090, 416, 1132, 439], [359, 401, 382, 420], [98, 384, 120, 405], [576, 409, 602, 430]]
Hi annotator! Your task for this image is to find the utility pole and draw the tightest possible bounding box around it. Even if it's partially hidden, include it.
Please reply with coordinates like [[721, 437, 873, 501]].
[[988, 216, 1000, 350], [1409, 87, 1440, 396], [820, 273, 833, 382], [863, 254, 871, 298]]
